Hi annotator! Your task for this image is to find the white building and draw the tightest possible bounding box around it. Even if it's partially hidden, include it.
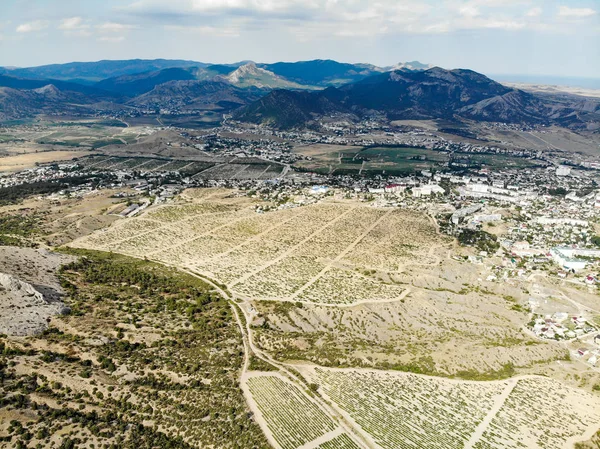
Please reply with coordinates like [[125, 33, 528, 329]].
[[536, 217, 588, 227], [412, 184, 445, 197], [556, 165, 571, 177], [473, 214, 502, 223], [550, 247, 588, 272]]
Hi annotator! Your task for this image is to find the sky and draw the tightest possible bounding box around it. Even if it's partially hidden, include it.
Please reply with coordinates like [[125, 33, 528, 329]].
[[1, 0, 599, 80]]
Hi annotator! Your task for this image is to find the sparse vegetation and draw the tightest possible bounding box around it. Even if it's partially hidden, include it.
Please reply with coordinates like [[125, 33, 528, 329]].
[[0, 249, 268, 448]]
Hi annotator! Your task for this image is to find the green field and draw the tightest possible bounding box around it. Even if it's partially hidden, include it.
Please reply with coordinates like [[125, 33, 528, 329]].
[[294, 146, 450, 175], [293, 144, 542, 176], [453, 152, 540, 169]]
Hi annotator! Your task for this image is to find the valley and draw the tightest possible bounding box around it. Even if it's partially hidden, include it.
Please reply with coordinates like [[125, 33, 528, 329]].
[[1, 57, 600, 449]]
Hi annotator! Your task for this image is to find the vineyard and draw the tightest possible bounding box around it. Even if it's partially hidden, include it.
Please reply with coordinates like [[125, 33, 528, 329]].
[[244, 374, 339, 449], [76, 155, 284, 179], [318, 434, 362, 449], [473, 377, 600, 449], [73, 192, 442, 305], [301, 367, 600, 449]]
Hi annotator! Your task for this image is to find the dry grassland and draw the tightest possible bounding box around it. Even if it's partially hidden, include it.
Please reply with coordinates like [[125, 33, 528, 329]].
[[0, 150, 92, 172]]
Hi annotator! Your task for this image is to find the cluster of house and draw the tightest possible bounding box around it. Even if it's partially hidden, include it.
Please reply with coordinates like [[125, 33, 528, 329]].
[[0, 163, 79, 189], [576, 345, 600, 367], [530, 312, 597, 342]]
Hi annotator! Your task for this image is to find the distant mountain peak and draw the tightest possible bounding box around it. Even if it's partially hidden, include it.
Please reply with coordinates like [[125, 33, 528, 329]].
[[226, 62, 267, 84], [33, 84, 60, 95], [223, 63, 308, 89], [389, 61, 434, 72]]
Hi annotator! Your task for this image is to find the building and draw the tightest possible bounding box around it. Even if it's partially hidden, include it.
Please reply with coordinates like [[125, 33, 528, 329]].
[[550, 247, 588, 272], [412, 184, 445, 198], [556, 165, 571, 177], [470, 183, 489, 193], [310, 185, 329, 195], [451, 204, 483, 224], [536, 217, 588, 227], [384, 184, 406, 193], [473, 214, 502, 223]]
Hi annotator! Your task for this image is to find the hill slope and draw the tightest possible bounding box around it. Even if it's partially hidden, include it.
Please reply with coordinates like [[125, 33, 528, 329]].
[[221, 63, 310, 89], [261, 59, 382, 87], [0, 75, 120, 101], [2, 59, 204, 82], [96, 67, 200, 96], [128, 80, 264, 111], [235, 67, 587, 128]]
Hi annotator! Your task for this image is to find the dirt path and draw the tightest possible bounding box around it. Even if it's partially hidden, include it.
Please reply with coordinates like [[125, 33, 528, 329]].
[[463, 379, 517, 449], [179, 267, 373, 448]]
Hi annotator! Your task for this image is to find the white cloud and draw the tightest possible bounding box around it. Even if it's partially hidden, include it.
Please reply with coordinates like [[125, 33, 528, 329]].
[[16, 20, 48, 33], [166, 24, 240, 37], [459, 5, 481, 18], [526, 7, 542, 17], [120, 0, 598, 39], [59, 17, 86, 30], [58, 17, 92, 36], [558, 6, 596, 18], [482, 20, 525, 30], [98, 35, 125, 42], [97, 22, 136, 32]]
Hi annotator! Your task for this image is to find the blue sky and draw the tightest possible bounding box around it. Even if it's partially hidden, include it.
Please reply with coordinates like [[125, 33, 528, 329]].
[[1, 0, 599, 79]]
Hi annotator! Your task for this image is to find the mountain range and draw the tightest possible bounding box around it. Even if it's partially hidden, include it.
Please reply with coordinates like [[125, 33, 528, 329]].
[[0, 58, 598, 130]]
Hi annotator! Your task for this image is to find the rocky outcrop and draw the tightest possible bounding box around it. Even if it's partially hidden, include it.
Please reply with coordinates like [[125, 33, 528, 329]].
[[0, 272, 69, 336]]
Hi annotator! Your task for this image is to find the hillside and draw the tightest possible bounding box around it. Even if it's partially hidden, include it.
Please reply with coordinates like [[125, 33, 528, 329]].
[[0, 85, 113, 120], [128, 79, 264, 111], [261, 59, 383, 86], [95, 67, 200, 96], [234, 89, 347, 128], [1, 59, 204, 82], [235, 67, 598, 129], [0, 75, 120, 100], [221, 63, 311, 89]]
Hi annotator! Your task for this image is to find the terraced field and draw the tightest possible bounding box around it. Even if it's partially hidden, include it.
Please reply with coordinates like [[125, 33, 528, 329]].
[[73, 190, 442, 305]]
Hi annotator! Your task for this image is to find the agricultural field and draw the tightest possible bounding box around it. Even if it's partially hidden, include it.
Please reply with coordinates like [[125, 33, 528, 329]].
[[473, 377, 600, 449], [72, 191, 443, 305], [0, 150, 93, 173], [193, 162, 285, 180], [243, 373, 343, 449], [74, 154, 285, 179], [293, 144, 454, 175], [292, 142, 549, 175], [0, 119, 143, 159], [452, 152, 539, 170], [299, 366, 600, 449], [66, 187, 600, 448], [318, 434, 362, 449]]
